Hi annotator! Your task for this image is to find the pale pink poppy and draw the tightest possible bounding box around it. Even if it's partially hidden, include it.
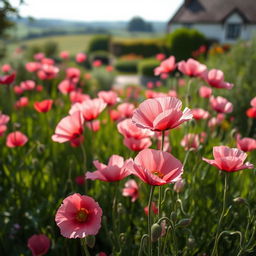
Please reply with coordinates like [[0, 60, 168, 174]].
[[178, 58, 207, 77], [0, 125, 7, 136], [6, 131, 28, 148], [250, 97, 256, 108], [160, 73, 169, 80], [174, 179, 185, 193], [208, 117, 220, 129], [122, 179, 139, 202], [124, 137, 152, 151], [58, 80, 76, 95], [55, 193, 102, 238], [14, 86, 23, 95], [76, 53, 87, 63], [192, 108, 210, 120], [15, 97, 29, 109], [60, 51, 69, 59], [98, 90, 119, 106], [145, 90, 167, 99], [156, 81, 162, 87], [86, 155, 131, 182], [154, 56, 176, 76], [199, 86, 212, 98], [202, 146, 254, 172], [132, 97, 192, 131], [110, 109, 121, 121], [34, 99, 53, 113], [156, 53, 166, 61], [117, 118, 154, 139], [86, 120, 100, 132], [69, 98, 106, 121], [147, 81, 154, 89], [204, 69, 233, 89], [1, 64, 12, 73], [131, 149, 183, 186], [168, 90, 177, 98], [93, 60, 102, 67], [0, 113, 10, 125], [34, 52, 45, 61], [41, 58, 55, 65], [37, 64, 59, 80], [27, 234, 50, 256], [181, 134, 200, 151], [52, 111, 84, 143], [210, 96, 233, 113], [70, 91, 90, 104], [25, 62, 41, 72], [117, 103, 135, 118], [236, 134, 256, 152], [66, 67, 80, 81], [144, 202, 158, 216], [20, 80, 36, 91]]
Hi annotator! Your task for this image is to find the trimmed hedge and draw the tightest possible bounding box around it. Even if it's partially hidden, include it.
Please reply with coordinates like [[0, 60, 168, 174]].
[[111, 38, 165, 57], [115, 59, 140, 73], [138, 59, 160, 77], [87, 35, 111, 53], [89, 50, 111, 65], [166, 28, 206, 61]]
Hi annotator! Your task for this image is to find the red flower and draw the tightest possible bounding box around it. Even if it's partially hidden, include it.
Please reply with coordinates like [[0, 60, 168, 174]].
[[6, 131, 28, 148], [34, 99, 53, 113], [0, 73, 16, 85], [27, 234, 50, 256]]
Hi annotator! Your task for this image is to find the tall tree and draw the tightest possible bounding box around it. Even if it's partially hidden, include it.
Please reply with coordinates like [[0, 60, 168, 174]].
[[127, 16, 153, 32]]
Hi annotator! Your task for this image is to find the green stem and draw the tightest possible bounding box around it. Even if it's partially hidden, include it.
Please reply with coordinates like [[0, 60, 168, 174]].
[[148, 185, 155, 256], [81, 238, 90, 256], [211, 173, 228, 256], [81, 143, 87, 193]]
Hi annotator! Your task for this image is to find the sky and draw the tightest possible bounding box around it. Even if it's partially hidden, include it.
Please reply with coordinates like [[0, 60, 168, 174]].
[[11, 0, 183, 22]]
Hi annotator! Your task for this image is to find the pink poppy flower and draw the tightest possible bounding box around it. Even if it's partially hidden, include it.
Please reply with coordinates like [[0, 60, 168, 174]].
[[202, 146, 254, 172], [160, 73, 169, 80], [36, 85, 43, 92], [122, 179, 139, 202], [93, 60, 102, 67], [168, 90, 177, 98], [117, 118, 154, 139], [86, 155, 131, 182], [70, 135, 84, 148], [132, 97, 192, 131], [181, 134, 200, 151], [192, 108, 210, 120], [131, 149, 183, 186], [0, 113, 10, 125], [154, 56, 176, 76], [1, 64, 12, 73], [110, 109, 121, 121], [178, 79, 186, 87], [60, 51, 69, 59], [0, 73, 16, 85], [27, 234, 50, 256], [69, 98, 106, 121], [41, 58, 55, 65], [236, 134, 256, 152], [55, 193, 102, 238], [98, 90, 119, 106], [199, 86, 212, 98], [204, 69, 233, 89], [15, 97, 29, 109], [105, 65, 114, 72], [34, 52, 45, 61], [34, 99, 53, 113], [25, 62, 41, 72], [144, 202, 158, 216], [66, 67, 80, 81], [58, 80, 76, 95], [0, 125, 7, 136], [156, 53, 166, 61], [174, 179, 185, 193], [6, 131, 28, 148], [178, 58, 207, 77], [20, 80, 36, 91], [246, 108, 256, 118], [52, 111, 84, 143], [117, 103, 135, 118], [147, 82, 154, 89], [86, 120, 100, 132], [250, 97, 256, 107], [76, 53, 87, 63], [37, 65, 59, 80], [75, 175, 85, 185], [70, 91, 90, 104], [210, 96, 233, 114], [124, 137, 152, 151], [14, 86, 23, 95]]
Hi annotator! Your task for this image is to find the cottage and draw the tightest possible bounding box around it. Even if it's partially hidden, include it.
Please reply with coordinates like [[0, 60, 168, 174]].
[[168, 0, 256, 43]]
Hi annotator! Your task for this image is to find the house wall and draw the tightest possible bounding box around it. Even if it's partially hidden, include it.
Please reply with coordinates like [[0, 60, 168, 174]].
[[168, 12, 256, 43]]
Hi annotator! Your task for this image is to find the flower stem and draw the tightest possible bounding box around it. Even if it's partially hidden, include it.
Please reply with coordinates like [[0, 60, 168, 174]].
[[148, 185, 155, 256], [211, 173, 228, 256], [81, 238, 90, 256]]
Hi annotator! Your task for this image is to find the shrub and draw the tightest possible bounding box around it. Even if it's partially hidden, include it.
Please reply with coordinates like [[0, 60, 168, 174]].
[[111, 38, 165, 57], [115, 59, 140, 73], [138, 58, 160, 77], [92, 67, 115, 91], [43, 41, 59, 57], [166, 28, 206, 61], [87, 35, 111, 53], [89, 50, 111, 65], [0, 41, 6, 60]]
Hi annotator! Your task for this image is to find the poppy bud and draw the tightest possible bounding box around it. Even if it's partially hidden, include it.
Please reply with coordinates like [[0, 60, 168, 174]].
[[151, 223, 162, 242], [176, 218, 192, 228]]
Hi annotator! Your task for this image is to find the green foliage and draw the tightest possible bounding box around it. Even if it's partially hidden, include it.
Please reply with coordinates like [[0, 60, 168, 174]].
[[89, 50, 111, 65], [91, 67, 115, 91], [111, 38, 164, 57], [127, 16, 153, 32], [138, 58, 160, 76], [87, 35, 111, 53], [114, 59, 140, 73], [166, 28, 206, 61], [206, 38, 256, 136], [0, 41, 6, 59]]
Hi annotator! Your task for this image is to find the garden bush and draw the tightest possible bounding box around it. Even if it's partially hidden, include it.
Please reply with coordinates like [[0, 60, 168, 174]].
[[138, 58, 160, 76], [114, 59, 140, 73], [87, 35, 111, 53], [89, 50, 111, 65], [166, 28, 206, 61]]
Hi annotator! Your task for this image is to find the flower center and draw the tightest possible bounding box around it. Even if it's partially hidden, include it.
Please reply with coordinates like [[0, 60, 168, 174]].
[[76, 208, 89, 222], [151, 170, 164, 178]]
